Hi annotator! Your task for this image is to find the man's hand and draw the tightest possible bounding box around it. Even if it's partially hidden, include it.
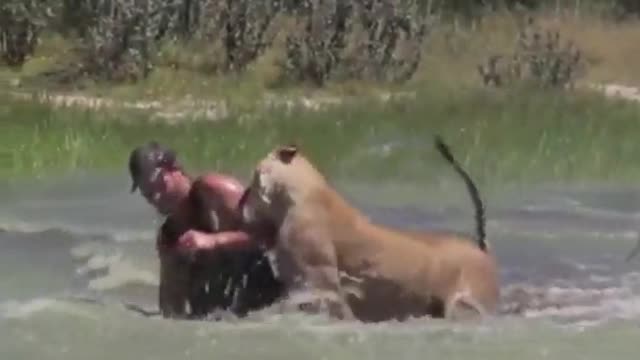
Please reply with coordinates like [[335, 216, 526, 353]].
[[176, 229, 218, 257], [172, 229, 257, 259]]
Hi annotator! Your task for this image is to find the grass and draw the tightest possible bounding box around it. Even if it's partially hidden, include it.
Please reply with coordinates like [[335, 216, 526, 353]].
[[3, 10, 640, 197], [2, 83, 640, 194], [0, 31, 399, 108], [3, 9, 640, 102], [413, 10, 640, 92], [3, 9, 640, 113]]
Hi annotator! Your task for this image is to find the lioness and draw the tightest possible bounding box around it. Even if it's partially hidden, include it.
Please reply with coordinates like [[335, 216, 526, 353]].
[[239, 137, 499, 322]]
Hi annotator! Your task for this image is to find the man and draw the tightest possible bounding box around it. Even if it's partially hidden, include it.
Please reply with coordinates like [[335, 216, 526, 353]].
[[128, 141, 284, 320]]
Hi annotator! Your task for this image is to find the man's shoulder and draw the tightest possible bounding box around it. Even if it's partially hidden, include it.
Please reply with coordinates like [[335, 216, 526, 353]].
[[189, 172, 246, 231], [189, 172, 246, 210], [192, 172, 245, 192]]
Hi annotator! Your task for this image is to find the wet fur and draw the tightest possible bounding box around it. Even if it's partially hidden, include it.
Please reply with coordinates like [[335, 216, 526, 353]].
[[240, 138, 499, 322]]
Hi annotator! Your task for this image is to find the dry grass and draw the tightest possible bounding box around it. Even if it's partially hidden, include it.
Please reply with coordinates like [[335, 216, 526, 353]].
[[4, 10, 640, 104], [535, 14, 640, 86], [411, 10, 640, 91]]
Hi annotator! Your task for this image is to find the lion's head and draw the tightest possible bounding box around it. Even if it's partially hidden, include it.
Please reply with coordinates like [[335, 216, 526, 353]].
[[239, 144, 325, 228]]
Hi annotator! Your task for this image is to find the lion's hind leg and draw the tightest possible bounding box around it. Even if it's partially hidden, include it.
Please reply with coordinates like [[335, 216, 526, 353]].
[[444, 289, 487, 321]]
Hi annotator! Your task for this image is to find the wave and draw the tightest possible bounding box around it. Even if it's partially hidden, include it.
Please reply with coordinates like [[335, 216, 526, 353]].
[[3, 189, 640, 329], [5, 276, 640, 330], [0, 293, 160, 320], [0, 217, 156, 243], [499, 272, 640, 328]]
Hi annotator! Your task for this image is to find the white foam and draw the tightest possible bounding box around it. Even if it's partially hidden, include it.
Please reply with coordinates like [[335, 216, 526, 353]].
[[70, 242, 159, 290], [501, 279, 640, 329], [0, 217, 155, 243], [1, 297, 100, 320]]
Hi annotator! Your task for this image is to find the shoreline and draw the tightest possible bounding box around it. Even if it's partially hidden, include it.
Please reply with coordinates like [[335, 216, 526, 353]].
[[4, 87, 418, 123], [4, 82, 638, 123]]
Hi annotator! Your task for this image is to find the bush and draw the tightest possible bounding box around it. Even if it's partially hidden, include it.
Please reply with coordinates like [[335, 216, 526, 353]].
[[0, 0, 49, 68], [30, 0, 293, 81], [8, 0, 634, 88], [612, 0, 640, 19], [278, 0, 431, 86], [477, 17, 586, 89], [38, 0, 432, 86]]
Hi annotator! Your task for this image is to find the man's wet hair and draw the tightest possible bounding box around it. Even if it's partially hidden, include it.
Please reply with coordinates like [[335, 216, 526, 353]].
[[128, 141, 181, 193]]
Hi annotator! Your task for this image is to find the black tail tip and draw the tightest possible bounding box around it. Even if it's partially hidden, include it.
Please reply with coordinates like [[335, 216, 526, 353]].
[[434, 135, 455, 163]]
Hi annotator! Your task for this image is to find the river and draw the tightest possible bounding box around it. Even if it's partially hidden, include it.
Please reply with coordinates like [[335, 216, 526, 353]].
[[1, 173, 639, 360]]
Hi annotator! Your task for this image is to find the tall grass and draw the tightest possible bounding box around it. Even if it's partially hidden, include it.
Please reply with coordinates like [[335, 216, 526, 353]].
[[2, 85, 640, 191]]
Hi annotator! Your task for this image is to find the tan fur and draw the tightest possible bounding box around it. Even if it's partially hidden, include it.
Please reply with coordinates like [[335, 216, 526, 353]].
[[241, 145, 500, 322]]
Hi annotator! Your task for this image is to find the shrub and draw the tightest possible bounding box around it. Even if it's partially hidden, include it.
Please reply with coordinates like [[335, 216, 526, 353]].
[[478, 17, 586, 89], [0, 0, 49, 68], [279, 0, 431, 86]]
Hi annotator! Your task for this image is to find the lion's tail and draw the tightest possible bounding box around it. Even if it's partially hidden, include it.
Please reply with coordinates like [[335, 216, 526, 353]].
[[434, 135, 488, 252]]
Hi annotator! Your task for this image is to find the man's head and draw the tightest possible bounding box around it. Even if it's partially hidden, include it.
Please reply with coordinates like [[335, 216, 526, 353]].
[[128, 141, 190, 215]]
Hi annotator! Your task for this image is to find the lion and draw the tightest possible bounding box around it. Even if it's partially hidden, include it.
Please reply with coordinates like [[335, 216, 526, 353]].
[[239, 136, 500, 322]]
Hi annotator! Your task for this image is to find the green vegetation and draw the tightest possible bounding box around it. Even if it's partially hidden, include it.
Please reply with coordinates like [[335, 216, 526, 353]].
[[3, 0, 640, 100], [2, 1, 640, 192], [2, 85, 639, 191]]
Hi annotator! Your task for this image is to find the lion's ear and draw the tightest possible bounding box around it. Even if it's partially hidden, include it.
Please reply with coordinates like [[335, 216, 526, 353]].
[[276, 144, 298, 164]]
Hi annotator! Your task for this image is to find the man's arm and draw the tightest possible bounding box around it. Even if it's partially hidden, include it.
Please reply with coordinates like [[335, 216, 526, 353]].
[[179, 173, 268, 254], [156, 232, 190, 318], [176, 229, 259, 255]]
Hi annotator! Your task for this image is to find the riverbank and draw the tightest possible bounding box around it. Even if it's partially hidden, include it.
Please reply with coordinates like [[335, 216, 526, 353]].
[[4, 9, 640, 117], [3, 9, 640, 191], [2, 84, 640, 193]]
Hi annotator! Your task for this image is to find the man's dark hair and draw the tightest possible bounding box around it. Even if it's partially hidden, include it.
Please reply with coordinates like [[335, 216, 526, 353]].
[[128, 141, 179, 193]]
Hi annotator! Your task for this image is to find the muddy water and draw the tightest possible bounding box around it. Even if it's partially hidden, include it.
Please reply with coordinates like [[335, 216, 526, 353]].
[[1, 173, 640, 360]]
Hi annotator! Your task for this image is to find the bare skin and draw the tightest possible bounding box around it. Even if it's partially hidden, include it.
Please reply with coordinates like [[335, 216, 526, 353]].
[[139, 168, 283, 319], [239, 139, 500, 322]]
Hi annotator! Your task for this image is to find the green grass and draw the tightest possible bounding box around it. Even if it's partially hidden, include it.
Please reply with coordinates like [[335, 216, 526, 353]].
[[2, 84, 640, 194]]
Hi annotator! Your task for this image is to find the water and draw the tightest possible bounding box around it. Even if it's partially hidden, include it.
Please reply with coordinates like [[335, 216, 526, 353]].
[[1, 173, 640, 360]]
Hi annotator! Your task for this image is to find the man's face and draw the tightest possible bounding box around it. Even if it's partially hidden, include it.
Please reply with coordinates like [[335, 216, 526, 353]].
[[137, 166, 181, 215]]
